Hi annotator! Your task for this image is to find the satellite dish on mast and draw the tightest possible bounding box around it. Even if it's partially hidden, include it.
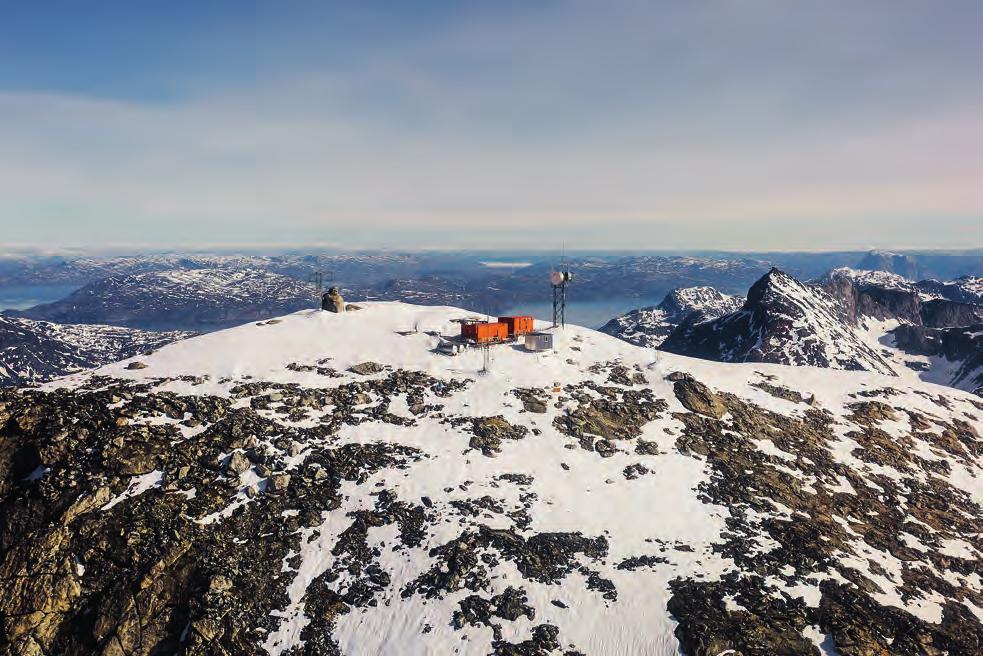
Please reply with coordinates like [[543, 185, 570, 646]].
[[550, 267, 573, 327]]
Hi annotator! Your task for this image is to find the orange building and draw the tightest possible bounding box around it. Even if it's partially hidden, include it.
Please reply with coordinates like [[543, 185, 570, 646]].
[[460, 320, 509, 344], [498, 315, 535, 337]]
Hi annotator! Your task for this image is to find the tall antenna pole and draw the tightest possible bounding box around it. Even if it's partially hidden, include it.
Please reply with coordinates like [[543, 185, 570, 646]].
[[309, 258, 333, 307], [561, 281, 567, 328]]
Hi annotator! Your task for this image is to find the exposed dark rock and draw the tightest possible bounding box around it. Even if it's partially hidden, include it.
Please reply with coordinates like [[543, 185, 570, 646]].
[[552, 376, 667, 452], [463, 416, 530, 457], [347, 361, 385, 375], [673, 378, 725, 419], [512, 388, 548, 413]]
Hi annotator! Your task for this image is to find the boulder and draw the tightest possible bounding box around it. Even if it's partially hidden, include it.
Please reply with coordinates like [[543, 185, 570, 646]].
[[321, 287, 346, 313], [348, 362, 384, 376], [225, 451, 251, 475], [673, 379, 725, 419]]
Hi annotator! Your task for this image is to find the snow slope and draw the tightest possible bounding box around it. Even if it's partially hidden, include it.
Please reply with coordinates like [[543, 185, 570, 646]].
[[21, 302, 978, 655]]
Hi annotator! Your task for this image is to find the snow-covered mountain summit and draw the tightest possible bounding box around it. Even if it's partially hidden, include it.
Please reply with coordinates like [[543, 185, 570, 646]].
[[2, 302, 981, 656], [599, 287, 743, 348], [661, 269, 897, 375], [818, 267, 914, 292]]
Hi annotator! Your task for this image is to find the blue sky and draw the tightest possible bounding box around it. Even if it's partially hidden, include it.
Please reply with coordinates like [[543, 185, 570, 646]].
[[1, 1, 981, 250]]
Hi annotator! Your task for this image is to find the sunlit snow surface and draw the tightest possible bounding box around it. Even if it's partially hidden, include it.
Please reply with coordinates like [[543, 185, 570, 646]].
[[50, 303, 983, 655]]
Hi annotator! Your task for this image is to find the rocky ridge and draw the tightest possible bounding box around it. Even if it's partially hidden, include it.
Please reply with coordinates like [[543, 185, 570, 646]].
[[661, 269, 898, 375], [599, 287, 743, 348]]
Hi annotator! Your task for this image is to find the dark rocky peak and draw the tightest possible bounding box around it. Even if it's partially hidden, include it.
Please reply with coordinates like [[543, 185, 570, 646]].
[[744, 267, 798, 305], [743, 267, 846, 320], [919, 298, 983, 328], [816, 269, 922, 326]]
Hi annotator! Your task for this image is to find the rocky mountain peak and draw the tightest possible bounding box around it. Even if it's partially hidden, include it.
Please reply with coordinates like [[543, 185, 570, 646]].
[[600, 286, 742, 348], [660, 286, 740, 316], [662, 269, 897, 375], [744, 267, 812, 309]]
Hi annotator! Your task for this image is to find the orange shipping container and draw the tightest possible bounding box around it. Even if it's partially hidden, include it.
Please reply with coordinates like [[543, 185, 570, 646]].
[[498, 315, 534, 337], [461, 321, 509, 344]]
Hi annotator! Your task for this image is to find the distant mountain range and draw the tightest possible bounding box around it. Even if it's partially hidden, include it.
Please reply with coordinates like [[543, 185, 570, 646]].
[[7, 269, 317, 332], [0, 250, 980, 387], [2, 255, 777, 330], [0, 315, 191, 386], [3, 249, 980, 318], [603, 267, 983, 395]]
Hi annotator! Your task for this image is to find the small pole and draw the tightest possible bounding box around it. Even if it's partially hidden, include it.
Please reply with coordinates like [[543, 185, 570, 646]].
[[561, 281, 567, 328], [480, 343, 491, 375]]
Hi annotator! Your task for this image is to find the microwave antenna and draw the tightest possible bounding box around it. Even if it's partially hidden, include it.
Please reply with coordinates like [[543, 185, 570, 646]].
[[551, 267, 573, 328]]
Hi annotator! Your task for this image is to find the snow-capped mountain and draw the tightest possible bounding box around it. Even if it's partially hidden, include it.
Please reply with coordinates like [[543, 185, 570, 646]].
[[814, 269, 983, 393], [8, 269, 318, 331], [916, 276, 983, 305], [0, 315, 191, 386], [2, 302, 979, 656], [661, 269, 897, 375], [817, 267, 914, 292], [818, 268, 982, 327], [599, 287, 743, 348]]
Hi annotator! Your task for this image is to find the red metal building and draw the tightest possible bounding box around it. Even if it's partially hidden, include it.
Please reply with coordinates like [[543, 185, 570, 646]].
[[498, 315, 534, 337], [460, 320, 509, 344]]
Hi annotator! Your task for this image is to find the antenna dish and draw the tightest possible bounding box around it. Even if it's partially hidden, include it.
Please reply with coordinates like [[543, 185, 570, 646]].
[[551, 265, 573, 328]]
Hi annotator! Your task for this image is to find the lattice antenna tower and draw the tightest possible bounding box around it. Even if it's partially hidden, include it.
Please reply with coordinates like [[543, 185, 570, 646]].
[[308, 257, 333, 305], [551, 248, 573, 328]]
